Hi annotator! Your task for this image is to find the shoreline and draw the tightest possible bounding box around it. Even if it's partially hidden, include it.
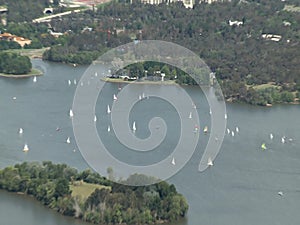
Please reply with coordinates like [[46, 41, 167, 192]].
[[0, 68, 43, 78], [101, 77, 179, 86]]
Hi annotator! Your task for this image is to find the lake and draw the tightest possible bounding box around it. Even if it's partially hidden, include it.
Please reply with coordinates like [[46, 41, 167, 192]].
[[0, 59, 299, 225]]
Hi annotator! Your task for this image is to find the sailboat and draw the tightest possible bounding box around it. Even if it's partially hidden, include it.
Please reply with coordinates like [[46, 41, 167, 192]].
[[203, 126, 208, 133], [189, 112, 192, 119], [18, 128, 23, 134], [225, 113, 228, 119], [95, 72, 98, 77], [23, 144, 29, 152], [207, 157, 213, 166], [209, 108, 212, 115], [281, 137, 285, 144], [227, 128, 230, 134], [94, 115, 97, 122], [171, 157, 176, 165], [236, 127, 239, 133], [142, 93, 145, 99], [231, 131, 235, 137], [138, 95, 142, 100], [66, 137, 71, 144], [69, 109, 74, 117], [33, 76, 37, 83], [113, 94, 118, 101], [270, 133, 274, 140], [132, 121, 137, 132], [73, 79, 77, 85], [261, 143, 267, 150], [107, 125, 111, 132], [107, 105, 111, 114], [68, 80, 71, 85]]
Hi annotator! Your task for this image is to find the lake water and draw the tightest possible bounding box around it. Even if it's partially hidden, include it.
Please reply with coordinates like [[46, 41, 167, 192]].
[[0, 59, 300, 225]]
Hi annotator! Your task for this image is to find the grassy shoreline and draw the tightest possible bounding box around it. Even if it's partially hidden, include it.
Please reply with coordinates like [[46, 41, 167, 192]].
[[0, 68, 43, 78], [101, 77, 179, 86]]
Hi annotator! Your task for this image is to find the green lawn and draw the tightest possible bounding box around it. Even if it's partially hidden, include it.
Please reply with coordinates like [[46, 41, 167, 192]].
[[283, 4, 300, 12], [70, 181, 110, 200], [5, 48, 49, 58], [250, 83, 280, 90]]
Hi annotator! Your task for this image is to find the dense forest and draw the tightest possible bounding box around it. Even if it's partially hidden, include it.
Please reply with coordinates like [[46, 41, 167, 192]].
[[0, 52, 31, 74], [0, 0, 299, 105], [0, 161, 188, 224]]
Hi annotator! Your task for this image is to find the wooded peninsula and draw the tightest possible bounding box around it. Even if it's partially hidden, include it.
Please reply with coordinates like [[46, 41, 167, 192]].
[[0, 161, 188, 224]]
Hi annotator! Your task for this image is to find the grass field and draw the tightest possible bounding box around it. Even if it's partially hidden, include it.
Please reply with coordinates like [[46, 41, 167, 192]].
[[248, 82, 280, 90], [5, 48, 49, 59], [283, 4, 300, 12], [70, 181, 110, 200]]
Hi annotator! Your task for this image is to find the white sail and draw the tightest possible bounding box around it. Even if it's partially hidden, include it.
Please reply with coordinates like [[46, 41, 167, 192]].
[[95, 72, 98, 77], [94, 115, 97, 122], [19, 128, 23, 134], [270, 133, 274, 140], [73, 79, 77, 85], [132, 121, 136, 132], [107, 125, 111, 132], [69, 109, 74, 117], [139, 95, 142, 100], [207, 157, 213, 166], [171, 157, 176, 165], [113, 94, 117, 101], [23, 144, 29, 152], [66, 137, 71, 144], [236, 127, 239, 133], [203, 126, 208, 133], [227, 128, 230, 134], [33, 76, 37, 83], [107, 105, 111, 114], [225, 113, 228, 119], [281, 137, 285, 144], [231, 131, 235, 137], [209, 108, 212, 115], [68, 80, 71, 85], [189, 112, 192, 119]]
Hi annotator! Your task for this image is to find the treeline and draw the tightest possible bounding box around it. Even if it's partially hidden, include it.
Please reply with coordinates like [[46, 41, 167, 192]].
[[0, 161, 188, 224], [0, 52, 31, 74], [42, 0, 300, 104]]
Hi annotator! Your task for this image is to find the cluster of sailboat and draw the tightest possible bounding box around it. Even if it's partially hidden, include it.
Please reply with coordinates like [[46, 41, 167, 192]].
[[261, 133, 293, 151]]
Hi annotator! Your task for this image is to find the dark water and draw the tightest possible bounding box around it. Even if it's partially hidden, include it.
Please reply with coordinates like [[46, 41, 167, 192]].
[[0, 60, 300, 225]]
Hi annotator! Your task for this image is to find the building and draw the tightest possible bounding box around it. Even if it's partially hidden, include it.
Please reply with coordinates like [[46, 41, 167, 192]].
[[138, 0, 225, 8], [0, 32, 31, 47], [139, 0, 195, 9]]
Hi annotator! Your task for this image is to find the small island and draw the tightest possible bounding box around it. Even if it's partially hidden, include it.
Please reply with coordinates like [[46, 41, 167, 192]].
[[0, 162, 188, 224], [0, 52, 42, 78]]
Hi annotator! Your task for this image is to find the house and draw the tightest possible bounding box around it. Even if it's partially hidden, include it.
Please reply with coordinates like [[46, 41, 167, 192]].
[[261, 34, 282, 42], [0, 32, 31, 47]]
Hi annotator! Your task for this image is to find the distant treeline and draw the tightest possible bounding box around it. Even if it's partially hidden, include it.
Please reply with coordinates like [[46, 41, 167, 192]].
[[0, 161, 188, 224], [1, 0, 300, 105]]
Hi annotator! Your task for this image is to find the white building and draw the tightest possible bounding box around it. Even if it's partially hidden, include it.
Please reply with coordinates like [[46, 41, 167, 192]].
[[139, 0, 195, 9]]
